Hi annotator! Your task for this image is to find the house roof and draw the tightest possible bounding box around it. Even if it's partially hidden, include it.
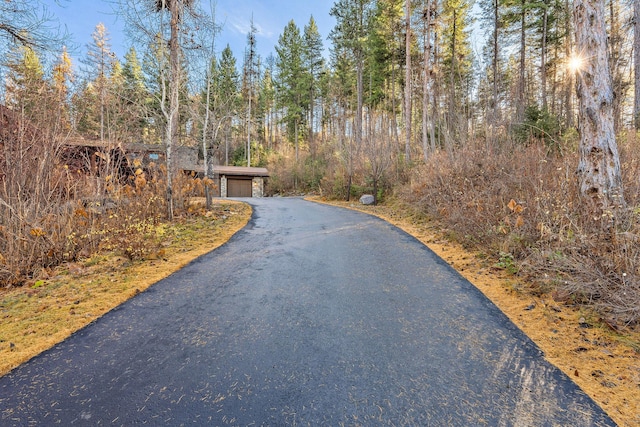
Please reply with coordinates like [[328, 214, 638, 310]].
[[213, 166, 270, 177], [55, 139, 270, 177]]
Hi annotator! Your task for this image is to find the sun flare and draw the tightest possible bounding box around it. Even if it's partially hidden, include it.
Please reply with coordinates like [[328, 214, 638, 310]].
[[567, 55, 584, 73]]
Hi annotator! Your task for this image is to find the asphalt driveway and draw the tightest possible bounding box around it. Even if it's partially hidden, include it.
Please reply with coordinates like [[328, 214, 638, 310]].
[[0, 198, 614, 426]]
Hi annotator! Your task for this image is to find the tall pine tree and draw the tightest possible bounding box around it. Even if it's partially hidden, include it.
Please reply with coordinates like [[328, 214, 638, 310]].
[[275, 20, 306, 162]]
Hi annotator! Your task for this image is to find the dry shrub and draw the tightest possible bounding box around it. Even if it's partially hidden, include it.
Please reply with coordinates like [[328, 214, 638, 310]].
[[0, 106, 72, 284], [405, 141, 560, 255], [0, 94, 213, 286], [266, 144, 329, 195], [404, 137, 640, 326], [0, 132, 178, 286], [265, 145, 298, 195], [172, 170, 216, 212]]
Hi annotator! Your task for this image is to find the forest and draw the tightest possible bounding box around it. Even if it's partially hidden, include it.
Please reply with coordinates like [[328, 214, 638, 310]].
[[0, 0, 639, 326]]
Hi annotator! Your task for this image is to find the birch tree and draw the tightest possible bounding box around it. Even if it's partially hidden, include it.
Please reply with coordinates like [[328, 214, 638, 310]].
[[120, 0, 213, 218]]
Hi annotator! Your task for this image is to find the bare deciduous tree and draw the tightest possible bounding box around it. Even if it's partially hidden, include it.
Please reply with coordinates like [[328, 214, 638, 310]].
[[0, 0, 63, 50], [120, 0, 204, 219]]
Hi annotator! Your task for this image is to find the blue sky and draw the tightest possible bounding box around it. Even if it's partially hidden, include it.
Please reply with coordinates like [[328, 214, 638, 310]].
[[42, 0, 335, 66]]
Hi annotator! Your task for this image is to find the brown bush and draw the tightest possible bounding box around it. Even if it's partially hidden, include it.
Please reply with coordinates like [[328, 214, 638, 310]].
[[403, 137, 640, 326], [0, 123, 203, 286], [266, 143, 332, 196]]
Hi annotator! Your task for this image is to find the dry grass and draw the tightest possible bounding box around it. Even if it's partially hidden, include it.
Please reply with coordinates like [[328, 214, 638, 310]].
[[0, 200, 251, 376], [310, 196, 639, 427]]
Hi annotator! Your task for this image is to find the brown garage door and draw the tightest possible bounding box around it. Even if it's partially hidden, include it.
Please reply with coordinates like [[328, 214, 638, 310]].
[[227, 178, 252, 197]]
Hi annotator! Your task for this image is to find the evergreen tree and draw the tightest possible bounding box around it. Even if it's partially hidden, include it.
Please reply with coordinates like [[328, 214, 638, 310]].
[[302, 16, 325, 148], [260, 54, 277, 149], [404, 0, 413, 161], [52, 46, 73, 130], [84, 23, 115, 142], [242, 18, 260, 166], [501, 0, 538, 122], [275, 20, 306, 162], [441, 0, 474, 140], [371, 0, 404, 148], [479, 0, 504, 132], [121, 47, 150, 142], [366, 0, 402, 109], [215, 44, 240, 165], [5, 44, 47, 116], [330, 0, 373, 154]]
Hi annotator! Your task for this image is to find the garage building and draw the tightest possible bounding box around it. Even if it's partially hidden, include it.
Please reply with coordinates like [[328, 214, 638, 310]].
[[215, 166, 269, 198]]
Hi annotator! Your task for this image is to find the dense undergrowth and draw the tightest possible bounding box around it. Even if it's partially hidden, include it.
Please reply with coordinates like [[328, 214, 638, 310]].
[[0, 151, 214, 288], [401, 136, 640, 327]]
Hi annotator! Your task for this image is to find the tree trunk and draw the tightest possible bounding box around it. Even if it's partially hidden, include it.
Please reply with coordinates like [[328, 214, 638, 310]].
[[422, 0, 433, 162], [449, 8, 457, 140], [574, 0, 625, 212], [391, 60, 400, 151], [203, 64, 212, 210], [404, 0, 412, 162], [421, 13, 429, 162], [517, 0, 526, 123], [294, 117, 299, 163], [550, 36, 559, 116], [634, 0, 640, 129], [541, 1, 549, 111], [608, 0, 622, 134], [356, 57, 363, 151], [373, 177, 378, 205], [247, 92, 252, 167], [492, 0, 499, 135], [166, 0, 182, 220], [432, 29, 441, 150], [309, 92, 314, 156], [564, 0, 574, 127], [225, 122, 230, 166]]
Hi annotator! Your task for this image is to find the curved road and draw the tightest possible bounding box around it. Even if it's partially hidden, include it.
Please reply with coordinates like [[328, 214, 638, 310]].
[[1, 198, 614, 426]]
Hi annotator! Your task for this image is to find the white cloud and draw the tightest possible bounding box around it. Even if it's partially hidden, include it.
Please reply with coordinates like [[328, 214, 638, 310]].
[[226, 16, 272, 39]]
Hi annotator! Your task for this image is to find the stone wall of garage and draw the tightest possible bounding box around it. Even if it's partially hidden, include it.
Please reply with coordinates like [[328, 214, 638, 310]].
[[252, 177, 264, 198]]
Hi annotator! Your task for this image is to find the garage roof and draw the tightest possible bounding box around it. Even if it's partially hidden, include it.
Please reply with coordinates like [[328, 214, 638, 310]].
[[213, 166, 269, 177]]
